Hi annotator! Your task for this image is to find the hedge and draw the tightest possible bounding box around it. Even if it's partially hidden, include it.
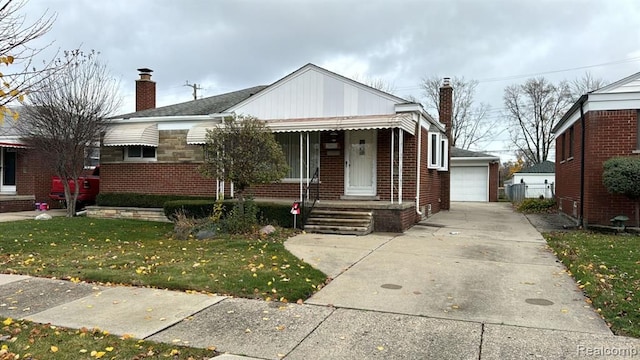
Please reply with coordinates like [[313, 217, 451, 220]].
[[97, 193, 215, 208], [164, 200, 295, 228], [97, 193, 297, 228]]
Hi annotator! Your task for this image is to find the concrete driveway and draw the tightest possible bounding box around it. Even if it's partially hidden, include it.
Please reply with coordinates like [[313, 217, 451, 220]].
[[286, 202, 610, 334]]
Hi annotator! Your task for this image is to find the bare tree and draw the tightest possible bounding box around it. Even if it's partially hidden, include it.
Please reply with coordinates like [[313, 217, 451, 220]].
[[19, 50, 121, 216], [504, 77, 573, 165], [570, 71, 608, 101], [350, 73, 396, 94], [421, 76, 494, 150], [0, 0, 69, 121]]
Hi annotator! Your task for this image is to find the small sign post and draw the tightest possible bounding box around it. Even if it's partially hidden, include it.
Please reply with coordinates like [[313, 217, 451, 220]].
[[291, 201, 301, 228]]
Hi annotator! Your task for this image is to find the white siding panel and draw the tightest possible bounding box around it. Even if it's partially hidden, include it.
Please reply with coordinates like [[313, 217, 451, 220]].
[[233, 67, 398, 120]]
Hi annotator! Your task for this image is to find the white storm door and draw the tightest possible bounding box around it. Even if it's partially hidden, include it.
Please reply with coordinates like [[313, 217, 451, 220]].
[[0, 148, 17, 193], [345, 130, 377, 196]]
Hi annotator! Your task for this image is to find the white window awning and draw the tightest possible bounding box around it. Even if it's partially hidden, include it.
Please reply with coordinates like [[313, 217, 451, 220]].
[[0, 140, 27, 149], [265, 114, 416, 135], [186, 122, 221, 145], [103, 123, 159, 147]]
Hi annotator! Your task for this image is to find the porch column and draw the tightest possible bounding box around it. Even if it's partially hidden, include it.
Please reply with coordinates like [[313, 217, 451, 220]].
[[306, 132, 310, 199], [398, 128, 403, 204], [390, 128, 394, 204], [299, 132, 303, 201]]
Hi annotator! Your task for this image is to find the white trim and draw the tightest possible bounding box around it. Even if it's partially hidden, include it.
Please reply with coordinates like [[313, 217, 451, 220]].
[[555, 92, 640, 136], [427, 132, 441, 169], [112, 113, 234, 123], [390, 129, 394, 204]]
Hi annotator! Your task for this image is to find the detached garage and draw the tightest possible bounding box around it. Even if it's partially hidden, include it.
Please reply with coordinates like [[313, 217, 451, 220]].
[[450, 148, 500, 202]]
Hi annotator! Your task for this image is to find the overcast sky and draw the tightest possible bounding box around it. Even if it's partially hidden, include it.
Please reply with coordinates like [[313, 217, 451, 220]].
[[21, 0, 640, 158]]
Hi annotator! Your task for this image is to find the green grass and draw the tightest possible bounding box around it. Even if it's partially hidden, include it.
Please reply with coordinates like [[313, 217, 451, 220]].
[[545, 231, 640, 337], [0, 317, 217, 359], [0, 218, 327, 303]]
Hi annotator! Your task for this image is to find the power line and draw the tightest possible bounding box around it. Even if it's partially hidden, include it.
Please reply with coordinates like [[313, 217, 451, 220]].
[[392, 55, 640, 92]]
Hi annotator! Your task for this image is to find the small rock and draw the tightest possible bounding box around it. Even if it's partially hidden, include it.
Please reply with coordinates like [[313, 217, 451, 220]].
[[35, 213, 52, 221], [196, 230, 216, 240], [260, 225, 277, 235]]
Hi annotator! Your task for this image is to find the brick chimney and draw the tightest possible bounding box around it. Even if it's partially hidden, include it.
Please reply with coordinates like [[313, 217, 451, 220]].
[[135, 68, 155, 112], [439, 77, 453, 210]]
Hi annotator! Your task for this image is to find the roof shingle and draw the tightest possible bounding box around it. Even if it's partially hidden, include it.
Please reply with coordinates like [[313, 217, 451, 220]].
[[115, 85, 268, 119]]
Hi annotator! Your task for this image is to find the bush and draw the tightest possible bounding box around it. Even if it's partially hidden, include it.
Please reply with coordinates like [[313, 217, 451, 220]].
[[257, 203, 295, 228], [97, 193, 215, 208], [517, 198, 556, 213]]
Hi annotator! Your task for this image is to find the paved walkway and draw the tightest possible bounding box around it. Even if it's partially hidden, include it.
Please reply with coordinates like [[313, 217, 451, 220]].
[[0, 203, 639, 359]]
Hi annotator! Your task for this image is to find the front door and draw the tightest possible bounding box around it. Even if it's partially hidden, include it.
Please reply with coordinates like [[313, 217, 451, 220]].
[[345, 130, 377, 196], [0, 148, 16, 193]]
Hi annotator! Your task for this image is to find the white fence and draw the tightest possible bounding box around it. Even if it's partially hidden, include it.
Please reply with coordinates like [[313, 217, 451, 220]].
[[506, 182, 555, 203]]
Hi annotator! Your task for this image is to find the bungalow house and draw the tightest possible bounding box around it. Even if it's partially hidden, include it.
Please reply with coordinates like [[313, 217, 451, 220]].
[[450, 147, 499, 202], [508, 160, 555, 199], [0, 112, 56, 212], [100, 64, 453, 233], [552, 71, 640, 227]]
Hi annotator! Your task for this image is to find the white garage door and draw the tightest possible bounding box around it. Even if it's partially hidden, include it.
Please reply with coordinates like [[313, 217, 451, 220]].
[[451, 166, 488, 202]]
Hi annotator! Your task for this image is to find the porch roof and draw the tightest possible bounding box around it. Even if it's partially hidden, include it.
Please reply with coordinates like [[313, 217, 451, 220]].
[[185, 114, 417, 144], [265, 114, 416, 135], [103, 123, 159, 147]]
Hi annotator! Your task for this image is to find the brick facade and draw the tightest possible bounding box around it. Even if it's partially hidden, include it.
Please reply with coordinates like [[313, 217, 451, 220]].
[[101, 125, 447, 229], [556, 109, 639, 226]]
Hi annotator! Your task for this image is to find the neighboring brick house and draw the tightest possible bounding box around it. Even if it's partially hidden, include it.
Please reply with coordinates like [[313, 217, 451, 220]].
[[0, 112, 56, 212], [553, 71, 640, 227], [101, 64, 453, 232]]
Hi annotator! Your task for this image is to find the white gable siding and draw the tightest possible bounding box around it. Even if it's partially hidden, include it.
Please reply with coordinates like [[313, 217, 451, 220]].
[[598, 78, 640, 93], [232, 67, 399, 120]]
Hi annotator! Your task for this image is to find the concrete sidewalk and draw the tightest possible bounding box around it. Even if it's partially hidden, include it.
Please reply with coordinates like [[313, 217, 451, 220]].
[[1, 203, 639, 359], [0, 209, 67, 222]]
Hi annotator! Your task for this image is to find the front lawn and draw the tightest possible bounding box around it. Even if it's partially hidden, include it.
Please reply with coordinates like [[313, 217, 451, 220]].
[[0, 218, 327, 303], [545, 231, 640, 337], [0, 318, 217, 359]]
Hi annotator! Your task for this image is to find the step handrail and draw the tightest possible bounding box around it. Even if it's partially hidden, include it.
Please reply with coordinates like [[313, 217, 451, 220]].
[[301, 167, 319, 229]]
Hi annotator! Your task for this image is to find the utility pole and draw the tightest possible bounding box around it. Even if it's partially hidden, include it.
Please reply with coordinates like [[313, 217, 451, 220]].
[[184, 81, 202, 100]]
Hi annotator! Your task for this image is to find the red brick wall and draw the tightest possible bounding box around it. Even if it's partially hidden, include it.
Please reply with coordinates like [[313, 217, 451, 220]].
[[556, 109, 639, 225], [556, 119, 583, 219], [583, 110, 639, 226], [15, 149, 55, 203], [489, 162, 499, 202], [100, 163, 216, 196]]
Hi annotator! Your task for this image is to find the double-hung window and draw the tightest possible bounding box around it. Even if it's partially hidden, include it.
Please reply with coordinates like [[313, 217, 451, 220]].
[[428, 132, 448, 170]]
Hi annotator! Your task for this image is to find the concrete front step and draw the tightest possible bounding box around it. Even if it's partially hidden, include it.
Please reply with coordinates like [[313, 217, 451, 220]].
[[306, 217, 370, 224], [304, 224, 372, 235], [304, 208, 374, 235]]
